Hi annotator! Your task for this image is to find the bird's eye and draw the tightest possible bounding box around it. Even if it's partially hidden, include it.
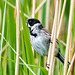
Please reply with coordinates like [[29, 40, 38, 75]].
[[29, 21, 31, 23], [28, 20, 33, 26]]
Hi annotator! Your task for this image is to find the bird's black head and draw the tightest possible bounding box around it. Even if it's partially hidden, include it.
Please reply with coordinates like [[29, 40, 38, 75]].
[[28, 18, 40, 26], [25, 18, 43, 37], [25, 18, 40, 27]]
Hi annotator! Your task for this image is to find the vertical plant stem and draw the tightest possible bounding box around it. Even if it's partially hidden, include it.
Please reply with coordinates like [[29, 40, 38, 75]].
[[47, 0, 57, 69], [57, 0, 67, 39], [38, 0, 41, 21], [57, 0, 61, 31], [57, 1, 61, 74], [52, 59, 55, 75], [32, 0, 35, 54], [68, 34, 72, 75], [70, 37, 75, 75], [67, 54, 75, 75], [58, 0, 61, 22], [47, 0, 53, 68], [15, 0, 19, 75], [63, 0, 74, 75], [69, 33, 72, 62], [48, 0, 58, 74], [46, 0, 50, 29], [32, 0, 35, 18]]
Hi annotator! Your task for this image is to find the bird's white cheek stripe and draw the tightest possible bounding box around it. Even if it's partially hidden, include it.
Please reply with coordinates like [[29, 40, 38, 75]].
[[31, 23, 41, 30], [28, 24, 31, 28]]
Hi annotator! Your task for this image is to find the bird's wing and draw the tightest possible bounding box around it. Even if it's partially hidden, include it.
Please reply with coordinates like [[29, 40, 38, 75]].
[[41, 28, 51, 37], [41, 28, 59, 46]]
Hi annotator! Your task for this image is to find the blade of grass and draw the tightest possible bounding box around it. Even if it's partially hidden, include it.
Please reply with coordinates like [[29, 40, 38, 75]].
[[37, 55, 44, 75], [73, 6, 75, 36], [41, 0, 46, 27], [28, 64, 48, 75], [7, 0, 16, 75], [20, 2, 35, 75], [21, 32, 28, 75], [0, 33, 36, 75], [3, 0, 30, 18], [3, 44, 7, 75], [38, 1, 46, 75], [0, 0, 7, 74]]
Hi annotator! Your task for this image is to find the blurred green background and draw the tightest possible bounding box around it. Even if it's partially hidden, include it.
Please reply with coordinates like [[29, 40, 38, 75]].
[[0, 0, 75, 75]]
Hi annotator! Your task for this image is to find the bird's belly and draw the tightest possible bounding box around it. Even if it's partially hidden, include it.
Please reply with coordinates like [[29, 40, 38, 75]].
[[30, 36, 49, 56]]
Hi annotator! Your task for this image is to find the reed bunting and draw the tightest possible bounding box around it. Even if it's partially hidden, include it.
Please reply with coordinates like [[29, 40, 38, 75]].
[[25, 18, 70, 68]]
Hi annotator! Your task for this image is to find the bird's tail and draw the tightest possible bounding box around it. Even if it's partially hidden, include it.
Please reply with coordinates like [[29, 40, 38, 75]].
[[55, 48, 70, 68]]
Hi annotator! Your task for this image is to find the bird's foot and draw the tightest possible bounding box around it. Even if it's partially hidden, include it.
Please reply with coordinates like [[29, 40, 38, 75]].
[[46, 63, 50, 69]]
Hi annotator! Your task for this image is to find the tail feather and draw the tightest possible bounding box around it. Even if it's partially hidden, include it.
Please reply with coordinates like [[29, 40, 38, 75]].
[[57, 52, 64, 65], [55, 48, 70, 68]]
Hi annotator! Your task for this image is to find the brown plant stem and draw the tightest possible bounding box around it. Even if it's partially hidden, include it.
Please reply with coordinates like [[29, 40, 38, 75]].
[[63, 0, 74, 75], [57, 0, 67, 39], [48, 0, 58, 74]]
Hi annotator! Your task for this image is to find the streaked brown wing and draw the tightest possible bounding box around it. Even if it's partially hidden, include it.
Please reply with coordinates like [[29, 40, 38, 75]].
[[41, 28, 59, 47], [41, 28, 51, 38]]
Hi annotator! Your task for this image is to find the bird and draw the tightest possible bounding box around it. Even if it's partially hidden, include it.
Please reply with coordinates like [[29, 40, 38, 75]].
[[25, 18, 70, 68]]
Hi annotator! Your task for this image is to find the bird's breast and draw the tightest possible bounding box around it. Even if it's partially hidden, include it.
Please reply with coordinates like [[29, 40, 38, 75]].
[[30, 35, 49, 56]]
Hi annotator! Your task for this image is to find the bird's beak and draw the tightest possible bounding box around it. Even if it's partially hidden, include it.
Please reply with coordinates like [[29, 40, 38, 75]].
[[25, 21, 28, 24]]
